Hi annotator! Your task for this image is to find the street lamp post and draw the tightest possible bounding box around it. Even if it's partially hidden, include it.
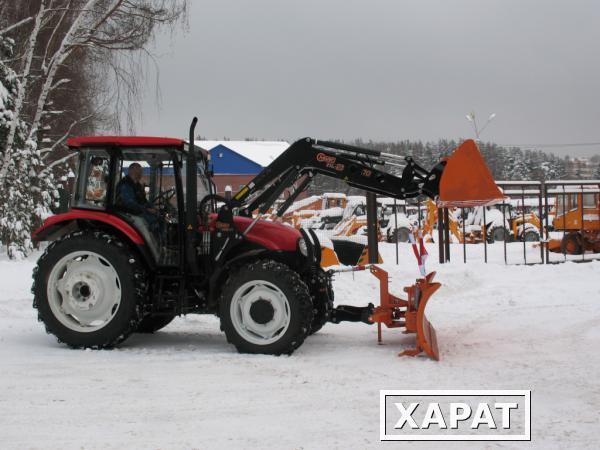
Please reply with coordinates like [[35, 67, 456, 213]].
[[466, 111, 496, 140]]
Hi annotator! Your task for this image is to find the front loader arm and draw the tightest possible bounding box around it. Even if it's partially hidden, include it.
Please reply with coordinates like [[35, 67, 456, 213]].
[[232, 138, 446, 215]]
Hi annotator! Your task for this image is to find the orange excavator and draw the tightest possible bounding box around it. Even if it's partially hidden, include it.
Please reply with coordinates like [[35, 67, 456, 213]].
[[548, 188, 600, 254]]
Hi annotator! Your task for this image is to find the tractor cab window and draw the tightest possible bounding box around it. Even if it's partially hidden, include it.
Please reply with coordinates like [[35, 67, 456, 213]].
[[74, 150, 110, 209], [116, 148, 182, 266], [117, 149, 180, 222]]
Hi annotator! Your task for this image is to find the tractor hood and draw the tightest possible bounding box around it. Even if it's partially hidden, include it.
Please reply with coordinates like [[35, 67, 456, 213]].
[[211, 215, 302, 252]]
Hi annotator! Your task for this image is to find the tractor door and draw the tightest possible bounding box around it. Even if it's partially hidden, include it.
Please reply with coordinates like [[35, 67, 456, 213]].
[[115, 148, 184, 266]]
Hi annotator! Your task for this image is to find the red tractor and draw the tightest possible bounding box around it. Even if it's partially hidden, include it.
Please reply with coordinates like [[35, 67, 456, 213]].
[[32, 119, 502, 355]]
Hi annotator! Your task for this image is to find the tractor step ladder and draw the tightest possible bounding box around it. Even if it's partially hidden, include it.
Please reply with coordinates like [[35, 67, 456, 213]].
[[368, 266, 441, 360]]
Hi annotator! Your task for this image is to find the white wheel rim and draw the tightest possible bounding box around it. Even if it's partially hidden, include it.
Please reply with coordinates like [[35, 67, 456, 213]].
[[47, 251, 122, 333], [230, 280, 291, 346]]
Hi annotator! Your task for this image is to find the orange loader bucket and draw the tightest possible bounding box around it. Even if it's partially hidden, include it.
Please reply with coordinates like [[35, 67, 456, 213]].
[[437, 139, 505, 208]]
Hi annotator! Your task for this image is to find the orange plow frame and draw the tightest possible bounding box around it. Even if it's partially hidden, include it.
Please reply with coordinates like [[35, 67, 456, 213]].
[[368, 266, 441, 360]]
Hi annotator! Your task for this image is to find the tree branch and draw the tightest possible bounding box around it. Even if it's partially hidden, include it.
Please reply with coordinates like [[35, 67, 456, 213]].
[[0, 16, 34, 36]]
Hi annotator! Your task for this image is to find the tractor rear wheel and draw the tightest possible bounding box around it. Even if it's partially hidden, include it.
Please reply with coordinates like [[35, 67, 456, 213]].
[[32, 231, 147, 349], [136, 314, 176, 333], [561, 233, 582, 255], [220, 260, 313, 355]]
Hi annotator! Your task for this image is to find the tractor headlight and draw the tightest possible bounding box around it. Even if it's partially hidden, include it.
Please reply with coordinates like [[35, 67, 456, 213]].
[[297, 237, 308, 257]]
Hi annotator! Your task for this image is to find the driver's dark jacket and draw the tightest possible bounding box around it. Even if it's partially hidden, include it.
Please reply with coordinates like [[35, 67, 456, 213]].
[[116, 176, 150, 214]]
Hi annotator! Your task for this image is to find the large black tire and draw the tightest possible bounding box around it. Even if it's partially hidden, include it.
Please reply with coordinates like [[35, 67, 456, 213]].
[[560, 233, 583, 255], [522, 229, 540, 242], [219, 260, 313, 355], [136, 314, 176, 333], [32, 231, 147, 349], [307, 268, 334, 336], [388, 227, 410, 243], [488, 226, 510, 242]]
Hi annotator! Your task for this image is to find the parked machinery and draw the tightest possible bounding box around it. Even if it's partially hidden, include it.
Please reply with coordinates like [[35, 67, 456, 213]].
[[548, 189, 600, 254]]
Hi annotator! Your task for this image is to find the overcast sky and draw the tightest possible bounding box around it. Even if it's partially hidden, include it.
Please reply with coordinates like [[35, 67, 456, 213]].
[[137, 0, 600, 157]]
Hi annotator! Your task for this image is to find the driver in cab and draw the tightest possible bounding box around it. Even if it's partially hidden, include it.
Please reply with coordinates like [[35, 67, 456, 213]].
[[116, 163, 159, 230]]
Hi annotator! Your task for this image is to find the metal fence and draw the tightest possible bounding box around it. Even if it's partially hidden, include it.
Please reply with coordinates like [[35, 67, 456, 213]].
[[387, 179, 600, 266]]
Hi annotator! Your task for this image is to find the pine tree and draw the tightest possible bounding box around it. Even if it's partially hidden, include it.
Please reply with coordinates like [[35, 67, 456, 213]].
[[0, 36, 54, 258]]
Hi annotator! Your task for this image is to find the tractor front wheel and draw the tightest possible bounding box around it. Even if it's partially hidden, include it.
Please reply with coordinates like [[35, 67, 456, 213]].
[[32, 231, 147, 348], [220, 260, 313, 355]]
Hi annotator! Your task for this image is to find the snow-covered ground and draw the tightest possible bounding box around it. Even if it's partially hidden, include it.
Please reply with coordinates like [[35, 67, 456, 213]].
[[1, 243, 599, 449]]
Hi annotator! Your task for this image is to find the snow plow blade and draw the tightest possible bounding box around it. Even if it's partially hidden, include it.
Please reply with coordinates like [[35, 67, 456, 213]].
[[369, 266, 441, 360], [437, 139, 505, 208]]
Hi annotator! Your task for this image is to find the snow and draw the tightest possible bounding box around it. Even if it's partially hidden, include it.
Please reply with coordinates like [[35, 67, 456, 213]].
[[384, 212, 412, 229], [378, 196, 407, 206], [323, 192, 346, 199], [347, 195, 366, 204], [199, 140, 290, 167], [1, 246, 599, 448], [285, 194, 321, 213], [318, 206, 344, 217], [0, 78, 8, 110]]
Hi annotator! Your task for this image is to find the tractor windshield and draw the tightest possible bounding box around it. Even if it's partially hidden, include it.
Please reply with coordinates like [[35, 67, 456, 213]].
[[181, 160, 211, 206]]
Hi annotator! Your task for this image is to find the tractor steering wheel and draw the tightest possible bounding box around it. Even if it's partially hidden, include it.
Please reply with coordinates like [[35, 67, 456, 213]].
[[151, 187, 177, 215]]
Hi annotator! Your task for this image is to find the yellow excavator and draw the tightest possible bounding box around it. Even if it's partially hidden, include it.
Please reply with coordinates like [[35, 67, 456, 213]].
[[548, 190, 600, 254]]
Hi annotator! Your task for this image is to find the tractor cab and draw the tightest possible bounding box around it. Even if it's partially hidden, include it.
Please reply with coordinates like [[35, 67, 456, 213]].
[[49, 137, 210, 267]]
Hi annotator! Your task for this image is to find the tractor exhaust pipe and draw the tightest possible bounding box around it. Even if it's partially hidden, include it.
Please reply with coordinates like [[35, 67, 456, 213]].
[[186, 117, 199, 275]]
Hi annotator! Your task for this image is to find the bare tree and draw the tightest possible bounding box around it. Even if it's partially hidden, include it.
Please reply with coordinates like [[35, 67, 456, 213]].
[[0, 0, 188, 256]]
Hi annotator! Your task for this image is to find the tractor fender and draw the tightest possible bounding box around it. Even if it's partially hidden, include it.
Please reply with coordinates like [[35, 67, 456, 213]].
[[207, 248, 309, 305], [207, 248, 270, 305], [31, 210, 155, 268], [223, 248, 270, 268], [32, 209, 145, 244]]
